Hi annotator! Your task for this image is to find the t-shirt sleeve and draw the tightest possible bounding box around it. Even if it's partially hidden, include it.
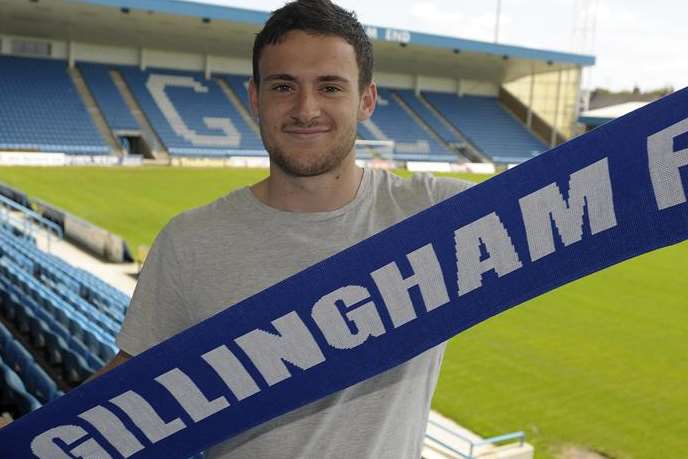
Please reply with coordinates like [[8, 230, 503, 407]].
[[116, 221, 193, 356], [409, 172, 475, 205], [431, 175, 475, 203]]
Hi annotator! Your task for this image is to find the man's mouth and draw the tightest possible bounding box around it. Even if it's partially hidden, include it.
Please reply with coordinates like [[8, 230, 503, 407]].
[[282, 127, 332, 140]]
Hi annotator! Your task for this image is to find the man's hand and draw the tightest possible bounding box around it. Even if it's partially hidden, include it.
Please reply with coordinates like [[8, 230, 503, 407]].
[[84, 350, 132, 384], [0, 415, 12, 429], [0, 350, 132, 431]]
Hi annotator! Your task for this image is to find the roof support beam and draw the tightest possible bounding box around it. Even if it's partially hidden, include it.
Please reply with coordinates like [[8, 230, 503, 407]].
[[527, 62, 535, 128], [68, 41, 75, 68], [139, 47, 146, 71], [550, 68, 563, 147]]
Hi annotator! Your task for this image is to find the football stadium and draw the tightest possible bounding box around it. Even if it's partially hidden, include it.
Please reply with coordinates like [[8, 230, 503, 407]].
[[0, 0, 685, 458]]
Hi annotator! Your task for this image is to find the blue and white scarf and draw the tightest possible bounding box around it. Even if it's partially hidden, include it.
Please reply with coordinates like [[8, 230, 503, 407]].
[[2, 88, 687, 459]]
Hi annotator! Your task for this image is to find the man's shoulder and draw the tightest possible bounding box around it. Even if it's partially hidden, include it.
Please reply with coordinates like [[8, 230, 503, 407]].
[[372, 169, 474, 205], [164, 188, 246, 240]]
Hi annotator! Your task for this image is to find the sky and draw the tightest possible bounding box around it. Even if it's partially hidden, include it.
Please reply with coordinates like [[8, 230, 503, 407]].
[[187, 0, 687, 92]]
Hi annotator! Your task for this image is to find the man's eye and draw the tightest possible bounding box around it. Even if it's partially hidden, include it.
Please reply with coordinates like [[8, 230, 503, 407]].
[[272, 84, 292, 92], [322, 86, 342, 93]]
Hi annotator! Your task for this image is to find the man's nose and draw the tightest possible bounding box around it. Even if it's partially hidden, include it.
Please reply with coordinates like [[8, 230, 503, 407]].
[[291, 89, 321, 123]]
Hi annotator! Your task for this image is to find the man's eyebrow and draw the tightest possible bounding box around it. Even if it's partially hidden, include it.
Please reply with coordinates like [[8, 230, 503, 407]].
[[263, 74, 296, 82], [317, 75, 351, 84], [262, 74, 351, 84]]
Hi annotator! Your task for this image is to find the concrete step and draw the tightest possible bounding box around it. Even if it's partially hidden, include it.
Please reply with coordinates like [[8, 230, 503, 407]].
[[417, 93, 488, 163], [390, 90, 469, 163], [110, 69, 168, 161], [68, 67, 120, 155]]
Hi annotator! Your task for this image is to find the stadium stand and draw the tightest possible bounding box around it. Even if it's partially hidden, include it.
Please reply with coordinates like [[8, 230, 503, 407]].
[[223, 74, 253, 114], [0, 358, 41, 418], [0, 221, 207, 456], [0, 321, 49, 418], [366, 87, 457, 161], [0, 55, 548, 165], [0, 56, 111, 156], [394, 89, 465, 147], [0, 219, 125, 389], [78, 62, 140, 132], [119, 66, 264, 156], [422, 91, 548, 163]]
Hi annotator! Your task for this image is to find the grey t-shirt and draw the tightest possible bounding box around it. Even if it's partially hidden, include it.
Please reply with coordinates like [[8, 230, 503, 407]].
[[117, 168, 472, 459]]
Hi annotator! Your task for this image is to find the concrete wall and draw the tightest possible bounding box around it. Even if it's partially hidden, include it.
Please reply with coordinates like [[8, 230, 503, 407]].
[[210, 56, 252, 75], [73, 42, 140, 66], [374, 71, 415, 89], [460, 79, 500, 96]]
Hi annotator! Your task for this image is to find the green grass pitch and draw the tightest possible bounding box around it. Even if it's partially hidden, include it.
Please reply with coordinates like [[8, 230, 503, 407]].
[[0, 166, 685, 458]]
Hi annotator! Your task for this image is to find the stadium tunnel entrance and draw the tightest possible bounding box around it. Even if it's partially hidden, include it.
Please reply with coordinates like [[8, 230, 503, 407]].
[[117, 134, 154, 159]]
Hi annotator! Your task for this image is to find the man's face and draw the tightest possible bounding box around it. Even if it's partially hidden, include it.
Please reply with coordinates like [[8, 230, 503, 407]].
[[249, 30, 376, 177]]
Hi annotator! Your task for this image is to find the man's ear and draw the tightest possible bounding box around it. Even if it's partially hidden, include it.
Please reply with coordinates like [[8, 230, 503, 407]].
[[248, 78, 260, 120], [357, 81, 377, 122]]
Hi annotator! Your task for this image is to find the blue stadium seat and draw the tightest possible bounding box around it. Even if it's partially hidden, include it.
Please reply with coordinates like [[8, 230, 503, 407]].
[[422, 91, 547, 163], [82, 327, 117, 362], [119, 67, 264, 156], [394, 89, 463, 145], [28, 315, 51, 350], [62, 348, 95, 384], [0, 321, 12, 356], [0, 282, 21, 322], [0, 362, 41, 417], [223, 75, 253, 113], [79, 62, 139, 131], [2, 339, 35, 381], [23, 363, 60, 404], [14, 298, 37, 334], [364, 87, 455, 161], [44, 325, 71, 366], [85, 352, 105, 372], [0, 226, 127, 385], [0, 56, 112, 155]]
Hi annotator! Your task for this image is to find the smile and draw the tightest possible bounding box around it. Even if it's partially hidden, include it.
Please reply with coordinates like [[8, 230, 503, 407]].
[[283, 129, 331, 139]]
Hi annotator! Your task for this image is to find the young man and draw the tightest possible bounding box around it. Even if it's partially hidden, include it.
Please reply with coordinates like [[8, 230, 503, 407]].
[[87, 0, 471, 457]]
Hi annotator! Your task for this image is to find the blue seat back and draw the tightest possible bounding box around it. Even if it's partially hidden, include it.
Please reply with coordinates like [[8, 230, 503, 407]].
[[23, 363, 60, 404]]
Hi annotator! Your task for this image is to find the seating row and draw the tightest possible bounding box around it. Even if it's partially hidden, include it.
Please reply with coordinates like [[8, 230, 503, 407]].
[[0, 56, 111, 155], [422, 92, 547, 163], [0, 55, 548, 163], [0, 321, 59, 410], [120, 66, 264, 154], [0, 358, 41, 419], [0, 258, 116, 364], [79, 62, 140, 131], [0, 228, 128, 323]]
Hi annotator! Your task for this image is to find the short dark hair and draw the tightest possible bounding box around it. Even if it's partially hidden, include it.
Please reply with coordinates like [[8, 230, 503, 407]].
[[252, 0, 374, 93]]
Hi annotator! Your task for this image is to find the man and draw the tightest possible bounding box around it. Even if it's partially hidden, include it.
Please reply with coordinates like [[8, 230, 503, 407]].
[[63, 1, 471, 457]]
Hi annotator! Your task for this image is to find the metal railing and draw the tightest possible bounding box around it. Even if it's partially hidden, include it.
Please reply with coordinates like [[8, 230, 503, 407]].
[[425, 418, 525, 458], [0, 194, 63, 251]]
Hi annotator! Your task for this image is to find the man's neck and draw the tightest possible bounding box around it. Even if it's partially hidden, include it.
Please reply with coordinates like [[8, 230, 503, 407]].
[[250, 160, 364, 213]]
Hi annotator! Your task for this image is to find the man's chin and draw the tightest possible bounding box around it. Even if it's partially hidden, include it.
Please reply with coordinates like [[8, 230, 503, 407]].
[[270, 152, 348, 178], [265, 137, 356, 177], [275, 160, 340, 178]]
